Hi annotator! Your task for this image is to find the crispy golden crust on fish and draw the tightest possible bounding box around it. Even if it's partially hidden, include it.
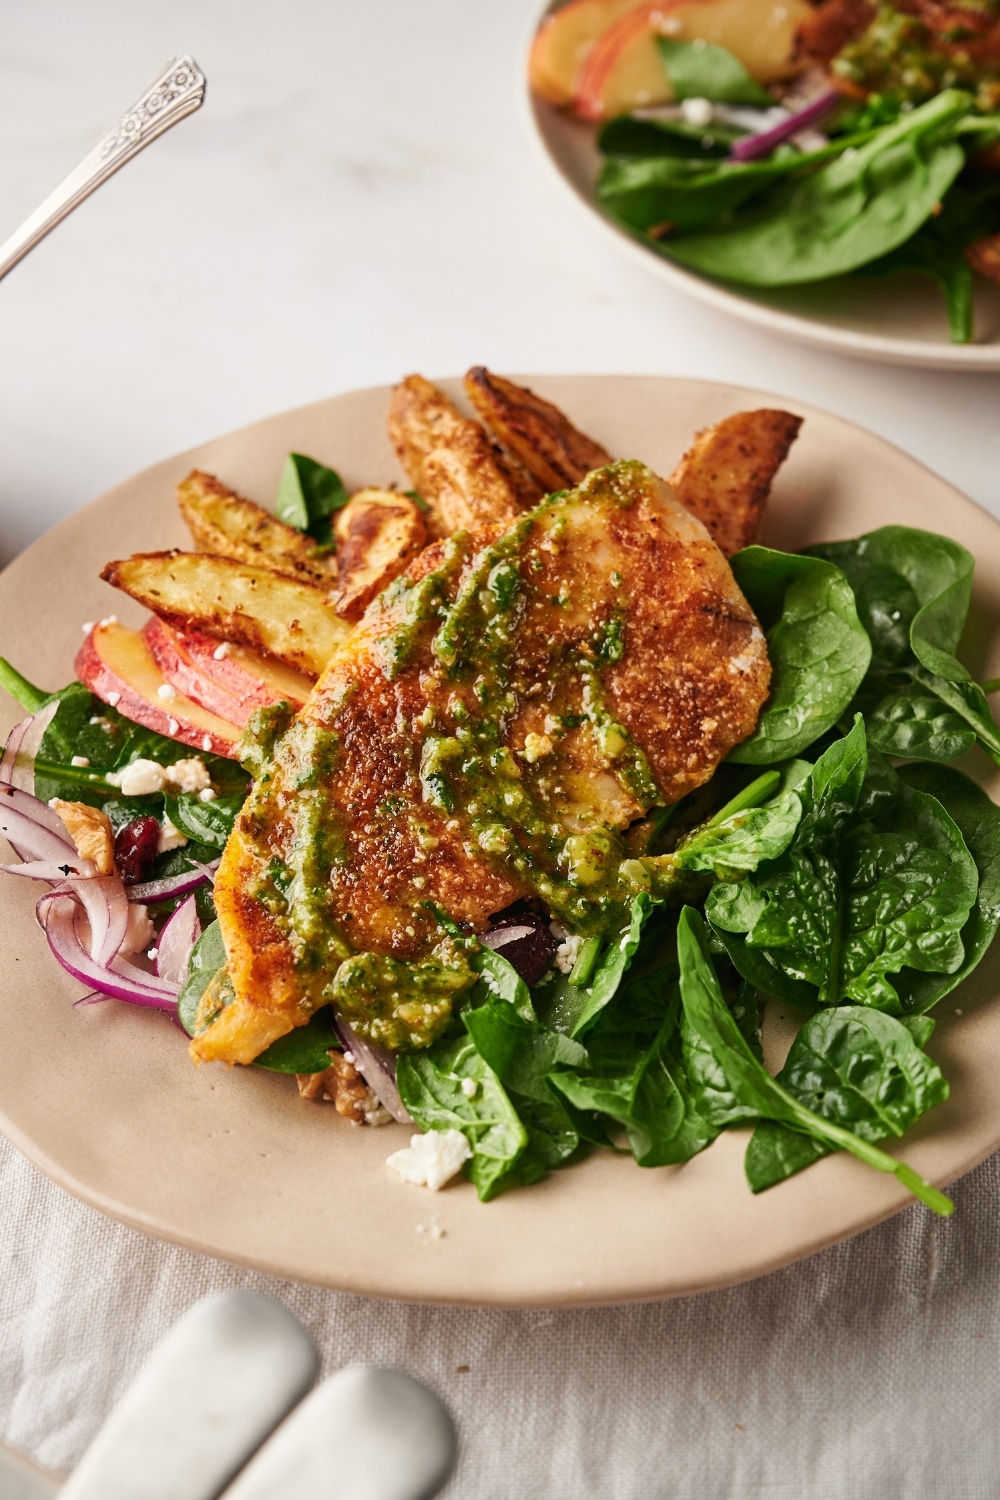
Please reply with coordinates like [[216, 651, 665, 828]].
[[206, 462, 770, 1063], [388, 374, 541, 536], [464, 366, 613, 492], [668, 409, 802, 557]]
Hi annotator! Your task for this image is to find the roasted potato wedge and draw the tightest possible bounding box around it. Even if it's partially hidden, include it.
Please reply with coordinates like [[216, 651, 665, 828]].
[[177, 470, 332, 585], [332, 488, 427, 620], [100, 551, 351, 679], [668, 409, 802, 557], [464, 366, 613, 492], [388, 374, 541, 536]]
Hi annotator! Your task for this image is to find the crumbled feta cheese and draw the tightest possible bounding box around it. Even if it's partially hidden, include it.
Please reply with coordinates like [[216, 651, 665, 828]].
[[212, 641, 232, 660], [554, 933, 584, 974], [89, 716, 112, 729], [157, 813, 188, 854], [156, 683, 178, 701], [167, 717, 180, 736], [165, 757, 211, 794], [70, 755, 90, 768], [99, 614, 118, 628], [522, 731, 553, 764], [106, 692, 121, 707], [363, 1101, 393, 1127], [198, 787, 216, 803], [386, 1129, 472, 1191], [460, 1077, 479, 1099], [81, 622, 95, 635], [680, 96, 714, 128], [201, 736, 213, 752], [147, 947, 159, 961], [118, 759, 168, 796], [119, 903, 155, 956]]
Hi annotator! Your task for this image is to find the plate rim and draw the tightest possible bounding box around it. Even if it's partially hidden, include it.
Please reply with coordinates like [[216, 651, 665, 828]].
[[518, 4, 1000, 373], [3, 373, 1000, 1307]]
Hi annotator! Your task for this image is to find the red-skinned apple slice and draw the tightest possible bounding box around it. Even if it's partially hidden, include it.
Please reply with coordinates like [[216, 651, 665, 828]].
[[142, 618, 314, 727], [529, 0, 642, 106], [75, 621, 242, 758], [574, 0, 810, 122]]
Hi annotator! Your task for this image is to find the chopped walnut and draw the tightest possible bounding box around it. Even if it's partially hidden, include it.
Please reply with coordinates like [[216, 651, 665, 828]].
[[967, 232, 1000, 285], [296, 1050, 391, 1125], [50, 799, 115, 875]]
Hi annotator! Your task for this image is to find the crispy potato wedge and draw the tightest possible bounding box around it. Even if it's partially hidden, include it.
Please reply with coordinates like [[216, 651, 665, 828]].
[[388, 374, 541, 536], [100, 551, 351, 679], [332, 488, 428, 620], [177, 470, 332, 584], [464, 366, 613, 492], [668, 409, 802, 557]]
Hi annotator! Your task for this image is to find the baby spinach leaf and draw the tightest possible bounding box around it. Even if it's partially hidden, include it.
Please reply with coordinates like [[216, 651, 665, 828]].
[[275, 453, 349, 548], [552, 967, 717, 1167], [707, 721, 979, 1011], [663, 89, 970, 285], [568, 894, 653, 1037], [598, 150, 801, 235], [254, 1011, 337, 1074], [177, 920, 226, 1037], [744, 1006, 949, 1192], [396, 1035, 528, 1202], [810, 525, 1000, 765], [598, 115, 738, 160], [894, 764, 1000, 1013], [727, 547, 871, 763], [165, 792, 244, 851], [657, 37, 772, 107], [677, 907, 953, 1214]]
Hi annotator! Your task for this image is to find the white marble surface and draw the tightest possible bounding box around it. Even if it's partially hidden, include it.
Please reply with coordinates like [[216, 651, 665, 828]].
[[0, 0, 998, 569], [3, 5, 1000, 1498]]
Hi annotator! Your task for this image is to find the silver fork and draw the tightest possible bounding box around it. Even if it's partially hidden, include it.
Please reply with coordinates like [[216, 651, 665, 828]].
[[0, 55, 206, 283]]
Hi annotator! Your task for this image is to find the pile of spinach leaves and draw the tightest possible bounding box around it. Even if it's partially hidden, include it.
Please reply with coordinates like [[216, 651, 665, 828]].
[[375, 521, 1000, 1213], [594, 36, 1000, 344]]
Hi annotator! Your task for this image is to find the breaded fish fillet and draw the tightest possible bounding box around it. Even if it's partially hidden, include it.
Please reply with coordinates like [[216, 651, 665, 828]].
[[197, 461, 770, 1065]]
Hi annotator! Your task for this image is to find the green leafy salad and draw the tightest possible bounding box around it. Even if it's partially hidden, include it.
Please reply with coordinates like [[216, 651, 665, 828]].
[[594, 19, 1000, 343]]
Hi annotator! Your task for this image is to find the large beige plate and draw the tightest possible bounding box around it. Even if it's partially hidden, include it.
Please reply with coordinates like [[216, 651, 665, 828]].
[[523, 8, 1000, 371], [2, 376, 1000, 1306]]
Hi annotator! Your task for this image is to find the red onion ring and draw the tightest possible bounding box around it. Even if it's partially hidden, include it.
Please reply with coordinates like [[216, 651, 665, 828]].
[[332, 1014, 412, 1125], [0, 701, 58, 795], [126, 861, 219, 904], [38, 892, 179, 1011], [156, 894, 202, 986], [729, 88, 840, 162], [70, 873, 130, 968]]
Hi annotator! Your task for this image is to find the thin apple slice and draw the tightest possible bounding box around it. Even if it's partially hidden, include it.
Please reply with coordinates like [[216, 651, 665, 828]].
[[143, 617, 314, 726], [529, 0, 643, 106], [575, 0, 811, 122], [75, 621, 242, 758]]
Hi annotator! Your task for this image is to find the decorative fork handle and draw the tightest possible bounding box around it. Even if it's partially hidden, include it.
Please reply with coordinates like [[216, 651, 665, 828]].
[[0, 55, 206, 282]]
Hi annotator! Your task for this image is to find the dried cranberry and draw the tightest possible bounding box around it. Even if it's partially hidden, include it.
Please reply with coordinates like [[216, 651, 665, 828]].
[[114, 816, 161, 886], [481, 908, 556, 987]]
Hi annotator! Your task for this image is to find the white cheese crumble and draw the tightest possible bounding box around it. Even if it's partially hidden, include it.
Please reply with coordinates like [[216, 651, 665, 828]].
[[119, 904, 155, 956], [167, 717, 180, 736], [70, 755, 90, 768], [156, 683, 178, 702], [106, 692, 121, 707], [98, 615, 118, 628], [157, 813, 188, 854], [112, 756, 213, 798], [386, 1130, 472, 1191], [89, 716, 112, 729], [553, 933, 584, 975], [81, 622, 95, 635], [201, 735, 213, 753], [522, 731, 553, 764], [116, 759, 168, 796], [198, 787, 216, 803], [460, 1076, 479, 1099], [212, 641, 231, 660], [680, 96, 714, 128], [166, 757, 211, 794]]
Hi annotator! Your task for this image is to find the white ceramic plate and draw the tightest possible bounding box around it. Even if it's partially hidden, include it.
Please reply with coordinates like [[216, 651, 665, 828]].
[[522, 6, 1000, 371], [1, 375, 1000, 1306]]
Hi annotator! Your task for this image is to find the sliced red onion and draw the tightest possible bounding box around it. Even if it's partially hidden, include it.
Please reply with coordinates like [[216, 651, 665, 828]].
[[0, 701, 58, 795], [156, 894, 201, 986], [0, 858, 92, 881], [70, 873, 130, 968], [38, 892, 179, 1011], [729, 88, 839, 162], [126, 861, 218, 904], [332, 1014, 412, 1125], [186, 859, 220, 884], [0, 787, 83, 867]]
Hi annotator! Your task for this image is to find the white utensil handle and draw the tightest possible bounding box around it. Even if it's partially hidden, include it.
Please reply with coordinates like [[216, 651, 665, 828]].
[[0, 55, 206, 282], [219, 1366, 457, 1500], [59, 1290, 318, 1500]]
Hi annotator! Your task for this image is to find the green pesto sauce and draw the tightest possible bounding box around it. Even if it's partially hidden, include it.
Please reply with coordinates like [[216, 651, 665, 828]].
[[834, 3, 1000, 111], [330, 937, 476, 1050]]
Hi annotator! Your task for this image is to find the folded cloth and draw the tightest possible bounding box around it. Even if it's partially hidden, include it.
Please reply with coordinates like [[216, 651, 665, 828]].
[[1, 1132, 999, 1500]]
